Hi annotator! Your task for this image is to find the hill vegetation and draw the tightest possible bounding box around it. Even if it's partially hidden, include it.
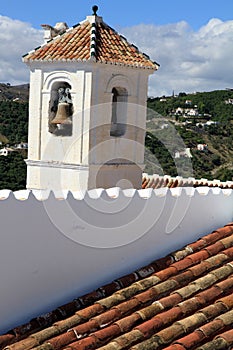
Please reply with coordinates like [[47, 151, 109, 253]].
[[0, 83, 29, 102], [145, 90, 233, 181], [0, 87, 232, 190]]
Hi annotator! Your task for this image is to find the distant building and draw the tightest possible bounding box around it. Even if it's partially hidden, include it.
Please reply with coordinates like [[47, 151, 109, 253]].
[[15, 142, 28, 149], [160, 123, 169, 129], [196, 121, 218, 128], [174, 148, 192, 158], [197, 144, 208, 151], [174, 107, 198, 117], [0, 147, 15, 156], [186, 108, 198, 116], [225, 98, 233, 104]]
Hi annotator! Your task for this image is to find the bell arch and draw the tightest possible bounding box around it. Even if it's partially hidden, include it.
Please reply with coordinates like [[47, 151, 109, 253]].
[[110, 87, 128, 137], [106, 74, 132, 96], [48, 81, 73, 136]]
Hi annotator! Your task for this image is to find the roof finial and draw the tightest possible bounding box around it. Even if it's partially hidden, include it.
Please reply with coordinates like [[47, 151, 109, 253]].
[[92, 5, 98, 16]]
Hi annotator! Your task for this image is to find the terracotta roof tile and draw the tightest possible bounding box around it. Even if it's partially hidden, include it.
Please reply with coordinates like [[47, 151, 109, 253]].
[[93, 309, 122, 327], [199, 318, 225, 337], [187, 238, 207, 252], [172, 330, 206, 348], [48, 330, 77, 349], [188, 260, 213, 276], [75, 303, 104, 320], [163, 345, 186, 350], [135, 317, 164, 338], [113, 298, 140, 315], [2, 223, 233, 350], [159, 294, 183, 309], [136, 263, 158, 278], [155, 267, 178, 281], [177, 298, 203, 316], [196, 327, 233, 349], [63, 334, 98, 350], [171, 270, 193, 285], [224, 246, 233, 258], [0, 335, 15, 349], [217, 293, 233, 309], [219, 329, 233, 344], [204, 253, 229, 268], [157, 324, 185, 344], [216, 309, 233, 325], [135, 302, 164, 321], [133, 288, 158, 304], [205, 241, 225, 255], [23, 18, 158, 70], [176, 312, 208, 332], [117, 273, 139, 288], [142, 174, 233, 190], [53, 315, 82, 333], [108, 329, 143, 348], [167, 328, 233, 350], [153, 255, 175, 270], [187, 250, 210, 264], [114, 314, 141, 333]]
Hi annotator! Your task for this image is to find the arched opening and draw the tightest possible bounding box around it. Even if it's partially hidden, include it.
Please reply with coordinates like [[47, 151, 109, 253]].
[[110, 87, 128, 137], [48, 81, 73, 136]]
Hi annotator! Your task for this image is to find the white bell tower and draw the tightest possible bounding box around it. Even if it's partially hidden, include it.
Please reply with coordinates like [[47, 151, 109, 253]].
[[24, 6, 159, 191]]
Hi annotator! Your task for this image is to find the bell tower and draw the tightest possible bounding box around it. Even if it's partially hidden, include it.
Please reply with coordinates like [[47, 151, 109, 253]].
[[24, 6, 159, 191]]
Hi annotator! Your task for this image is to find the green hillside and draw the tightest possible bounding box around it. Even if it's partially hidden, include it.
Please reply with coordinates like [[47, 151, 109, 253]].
[[145, 90, 233, 181], [0, 88, 232, 190]]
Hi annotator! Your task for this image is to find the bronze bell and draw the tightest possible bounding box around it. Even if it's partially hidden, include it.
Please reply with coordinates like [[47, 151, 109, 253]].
[[51, 102, 72, 125]]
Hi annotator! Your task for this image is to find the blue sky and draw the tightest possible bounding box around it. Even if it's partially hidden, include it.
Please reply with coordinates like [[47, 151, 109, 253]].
[[1, 1, 233, 95], [1, 0, 233, 30]]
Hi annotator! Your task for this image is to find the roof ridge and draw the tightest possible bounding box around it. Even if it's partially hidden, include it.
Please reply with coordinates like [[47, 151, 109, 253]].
[[90, 17, 97, 61]]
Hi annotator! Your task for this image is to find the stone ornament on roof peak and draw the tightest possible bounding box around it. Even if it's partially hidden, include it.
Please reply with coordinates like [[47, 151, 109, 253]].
[[92, 5, 99, 15]]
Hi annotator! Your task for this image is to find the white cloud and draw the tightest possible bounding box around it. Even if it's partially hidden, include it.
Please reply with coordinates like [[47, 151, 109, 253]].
[[0, 15, 233, 96], [121, 19, 233, 96], [0, 15, 43, 84]]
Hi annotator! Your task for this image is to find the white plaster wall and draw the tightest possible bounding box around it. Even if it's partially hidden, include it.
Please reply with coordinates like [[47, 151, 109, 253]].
[[89, 65, 150, 167], [0, 188, 232, 333], [26, 62, 151, 191], [26, 63, 94, 190], [26, 164, 89, 191], [27, 68, 43, 160], [88, 164, 143, 189], [87, 65, 150, 189]]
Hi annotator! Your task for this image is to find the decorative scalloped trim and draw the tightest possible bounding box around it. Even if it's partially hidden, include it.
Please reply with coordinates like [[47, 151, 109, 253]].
[[0, 187, 231, 201]]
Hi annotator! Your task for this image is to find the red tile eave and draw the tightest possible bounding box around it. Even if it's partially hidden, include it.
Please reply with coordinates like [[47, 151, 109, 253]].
[[1, 223, 233, 350], [142, 174, 233, 190]]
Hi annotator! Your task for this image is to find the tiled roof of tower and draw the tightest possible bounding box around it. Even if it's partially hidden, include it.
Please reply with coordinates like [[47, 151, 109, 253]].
[[1, 223, 233, 350], [23, 14, 159, 70], [142, 173, 233, 190]]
